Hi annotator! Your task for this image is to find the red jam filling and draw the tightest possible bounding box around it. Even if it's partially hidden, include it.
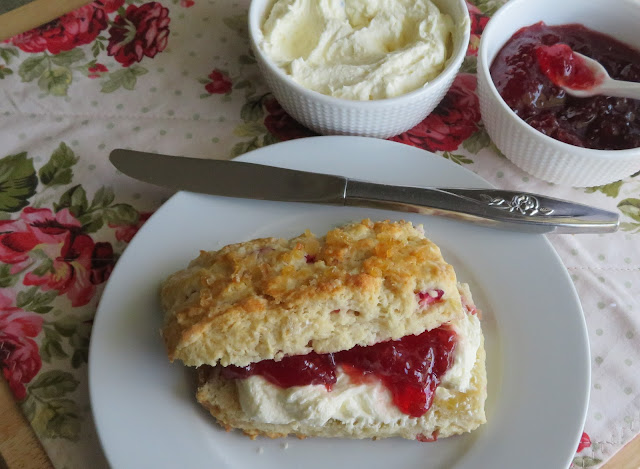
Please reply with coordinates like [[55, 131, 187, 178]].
[[222, 351, 337, 388], [535, 44, 602, 90], [222, 324, 457, 418], [417, 289, 444, 307], [416, 431, 439, 442], [490, 22, 640, 150], [460, 294, 478, 316]]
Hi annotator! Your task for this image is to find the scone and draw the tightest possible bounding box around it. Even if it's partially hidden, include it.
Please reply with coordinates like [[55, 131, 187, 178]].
[[161, 219, 487, 441]]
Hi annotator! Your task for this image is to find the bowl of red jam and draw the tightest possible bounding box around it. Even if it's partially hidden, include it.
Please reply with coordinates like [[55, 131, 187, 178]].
[[477, 0, 640, 186]]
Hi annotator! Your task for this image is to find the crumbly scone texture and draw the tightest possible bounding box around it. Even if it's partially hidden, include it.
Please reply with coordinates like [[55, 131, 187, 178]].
[[195, 337, 487, 440], [161, 219, 464, 367]]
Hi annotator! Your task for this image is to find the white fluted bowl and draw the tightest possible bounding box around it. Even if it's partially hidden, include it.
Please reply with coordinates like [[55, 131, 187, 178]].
[[248, 0, 470, 139], [477, 0, 640, 187]]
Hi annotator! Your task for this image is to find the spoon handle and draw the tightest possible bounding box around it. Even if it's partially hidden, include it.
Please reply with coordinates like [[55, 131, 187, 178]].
[[598, 79, 640, 100]]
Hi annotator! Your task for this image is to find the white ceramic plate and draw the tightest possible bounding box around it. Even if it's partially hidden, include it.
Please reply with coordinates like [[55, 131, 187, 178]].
[[89, 136, 589, 469]]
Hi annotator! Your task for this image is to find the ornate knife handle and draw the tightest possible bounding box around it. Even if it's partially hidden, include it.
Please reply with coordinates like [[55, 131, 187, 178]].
[[478, 193, 554, 216], [345, 183, 619, 234]]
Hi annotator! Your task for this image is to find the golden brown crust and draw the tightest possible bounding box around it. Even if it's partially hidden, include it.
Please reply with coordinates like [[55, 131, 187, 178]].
[[161, 220, 464, 367], [195, 338, 487, 440]]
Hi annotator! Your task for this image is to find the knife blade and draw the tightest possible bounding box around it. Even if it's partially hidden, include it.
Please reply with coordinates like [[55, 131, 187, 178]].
[[110, 149, 619, 234]]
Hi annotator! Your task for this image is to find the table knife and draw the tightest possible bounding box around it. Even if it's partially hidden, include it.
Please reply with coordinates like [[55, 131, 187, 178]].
[[110, 149, 619, 234]]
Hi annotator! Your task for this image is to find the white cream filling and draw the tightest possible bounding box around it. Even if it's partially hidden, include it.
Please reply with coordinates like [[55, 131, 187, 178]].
[[260, 0, 455, 100], [235, 287, 482, 426], [439, 309, 482, 392], [237, 367, 407, 426]]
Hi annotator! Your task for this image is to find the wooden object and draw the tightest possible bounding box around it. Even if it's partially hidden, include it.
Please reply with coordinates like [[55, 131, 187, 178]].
[[0, 0, 93, 42], [602, 436, 640, 469], [0, 380, 52, 469]]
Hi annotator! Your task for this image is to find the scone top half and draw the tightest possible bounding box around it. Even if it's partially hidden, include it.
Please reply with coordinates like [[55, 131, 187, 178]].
[[161, 219, 465, 367]]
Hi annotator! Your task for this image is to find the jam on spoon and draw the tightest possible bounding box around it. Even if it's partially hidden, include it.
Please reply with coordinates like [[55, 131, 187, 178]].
[[537, 46, 640, 100], [535, 43, 603, 91]]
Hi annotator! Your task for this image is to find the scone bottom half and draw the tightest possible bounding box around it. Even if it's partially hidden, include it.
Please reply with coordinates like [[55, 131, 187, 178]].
[[160, 219, 487, 441]]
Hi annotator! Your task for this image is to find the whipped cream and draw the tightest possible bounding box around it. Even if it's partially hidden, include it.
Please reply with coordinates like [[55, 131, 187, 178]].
[[235, 289, 482, 426], [260, 0, 455, 100], [439, 309, 482, 392], [237, 367, 407, 426]]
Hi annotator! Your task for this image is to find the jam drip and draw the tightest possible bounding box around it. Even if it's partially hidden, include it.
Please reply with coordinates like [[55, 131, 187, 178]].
[[221, 325, 457, 418], [336, 326, 456, 417], [490, 22, 640, 150]]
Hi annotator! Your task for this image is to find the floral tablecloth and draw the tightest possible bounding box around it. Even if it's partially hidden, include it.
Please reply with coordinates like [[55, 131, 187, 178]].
[[0, 1, 638, 468]]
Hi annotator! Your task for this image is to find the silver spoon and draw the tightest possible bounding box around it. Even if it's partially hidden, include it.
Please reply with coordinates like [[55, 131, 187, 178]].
[[562, 52, 640, 99]]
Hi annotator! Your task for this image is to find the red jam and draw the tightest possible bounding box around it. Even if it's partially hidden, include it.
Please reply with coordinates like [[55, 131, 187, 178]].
[[222, 351, 337, 388], [416, 431, 439, 442], [222, 325, 457, 418], [535, 44, 602, 90], [490, 22, 640, 150], [417, 289, 444, 307]]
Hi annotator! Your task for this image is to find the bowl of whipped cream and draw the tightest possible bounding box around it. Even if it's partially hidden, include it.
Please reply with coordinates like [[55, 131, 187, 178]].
[[248, 0, 471, 138]]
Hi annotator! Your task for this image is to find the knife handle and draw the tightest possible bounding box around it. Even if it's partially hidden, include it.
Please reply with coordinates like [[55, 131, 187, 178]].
[[344, 181, 619, 234]]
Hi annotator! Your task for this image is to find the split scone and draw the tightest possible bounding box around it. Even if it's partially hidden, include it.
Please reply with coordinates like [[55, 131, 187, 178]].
[[161, 219, 487, 441]]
